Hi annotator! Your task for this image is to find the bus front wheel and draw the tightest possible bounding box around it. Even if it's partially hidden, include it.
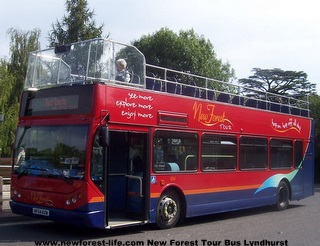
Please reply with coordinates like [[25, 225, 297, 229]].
[[156, 190, 181, 229], [275, 181, 289, 211]]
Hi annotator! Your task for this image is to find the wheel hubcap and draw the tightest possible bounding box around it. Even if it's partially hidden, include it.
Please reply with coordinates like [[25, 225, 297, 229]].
[[159, 196, 177, 221]]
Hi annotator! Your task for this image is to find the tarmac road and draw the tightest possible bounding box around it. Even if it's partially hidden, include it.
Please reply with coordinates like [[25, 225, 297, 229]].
[[0, 185, 320, 246]]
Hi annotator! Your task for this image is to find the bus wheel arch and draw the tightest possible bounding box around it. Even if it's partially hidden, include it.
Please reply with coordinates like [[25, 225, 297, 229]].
[[275, 179, 291, 211], [155, 187, 186, 229]]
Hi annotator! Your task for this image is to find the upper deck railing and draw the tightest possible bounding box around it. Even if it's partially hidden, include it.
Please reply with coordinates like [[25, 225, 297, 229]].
[[24, 38, 310, 118], [145, 64, 310, 117]]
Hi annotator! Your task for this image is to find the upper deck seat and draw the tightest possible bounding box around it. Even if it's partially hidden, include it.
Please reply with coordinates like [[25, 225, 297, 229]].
[[207, 87, 216, 100], [257, 100, 268, 110], [153, 80, 162, 91], [291, 107, 301, 116], [281, 105, 290, 114], [202, 86, 216, 100], [176, 84, 182, 94], [245, 98, 257, 108], [301, 109, 309, 117], [146, 78, 154, 90], [183, 82, 197, 97], [231, 95, 244, 105], [269, 102, 281, 112], [167, 82, 177, 94], [217, 93, 230, 103]]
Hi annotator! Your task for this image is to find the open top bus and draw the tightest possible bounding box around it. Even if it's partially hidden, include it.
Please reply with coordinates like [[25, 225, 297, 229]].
[[10, 38, 314, 229]]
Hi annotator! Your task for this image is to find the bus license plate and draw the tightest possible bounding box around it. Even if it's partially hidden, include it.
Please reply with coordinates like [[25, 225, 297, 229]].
[[32, 208, 50, 216]]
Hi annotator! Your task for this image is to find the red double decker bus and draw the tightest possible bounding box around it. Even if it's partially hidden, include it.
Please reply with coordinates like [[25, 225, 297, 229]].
[[10, 38, 314, 229]]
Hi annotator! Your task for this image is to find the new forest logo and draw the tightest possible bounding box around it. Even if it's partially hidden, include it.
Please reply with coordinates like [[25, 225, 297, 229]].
[[192, 102, 233, 129]]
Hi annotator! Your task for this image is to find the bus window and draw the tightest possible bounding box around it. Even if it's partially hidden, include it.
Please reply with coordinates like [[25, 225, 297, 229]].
[[91, 130, 104, 185], [201, 134, 237, 171], [270, 139, 293, 169], [153, 130, 198, 172], [294, 140, 303, 168], [240, 137, 267, 169]]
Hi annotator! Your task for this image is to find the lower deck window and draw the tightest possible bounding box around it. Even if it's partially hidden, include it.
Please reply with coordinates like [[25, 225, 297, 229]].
[[153, 130, 198, 172], [201, 134, 237, 171], [240, 137, 267, 169], [270, 139, 293, 169]]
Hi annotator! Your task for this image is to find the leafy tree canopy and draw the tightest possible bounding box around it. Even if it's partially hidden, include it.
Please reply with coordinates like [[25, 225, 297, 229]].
[[0, 28, 40, 157], [238, 68, 316, 96], [132, 28, 235, 82], [48, 0, 104, 46], [7, 28, 41, 104]]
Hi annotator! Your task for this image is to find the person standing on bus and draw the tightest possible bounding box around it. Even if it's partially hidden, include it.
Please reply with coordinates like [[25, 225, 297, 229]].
[[115, 59, 131, 82]]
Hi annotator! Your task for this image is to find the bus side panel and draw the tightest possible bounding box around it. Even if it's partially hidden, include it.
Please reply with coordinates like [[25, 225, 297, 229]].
[[185, 188, 276, 217], [148, 187, 276, 223], [291, 120, 315, 200], [302, 120, 315, 198]]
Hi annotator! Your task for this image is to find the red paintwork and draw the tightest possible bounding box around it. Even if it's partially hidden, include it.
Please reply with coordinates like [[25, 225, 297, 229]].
[[13, 83, 312, 210]]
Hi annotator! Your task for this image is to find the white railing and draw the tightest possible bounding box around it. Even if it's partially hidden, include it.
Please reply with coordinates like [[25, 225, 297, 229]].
[[145, 64, 309, 117]]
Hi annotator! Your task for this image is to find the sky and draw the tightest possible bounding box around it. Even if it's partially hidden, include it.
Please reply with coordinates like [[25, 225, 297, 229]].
[[1, 0, 319, 92]]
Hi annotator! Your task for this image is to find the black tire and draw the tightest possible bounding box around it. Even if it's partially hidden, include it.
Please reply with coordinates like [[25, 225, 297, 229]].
[[275, 181, 289, 211], [156, 190, 181, 229]]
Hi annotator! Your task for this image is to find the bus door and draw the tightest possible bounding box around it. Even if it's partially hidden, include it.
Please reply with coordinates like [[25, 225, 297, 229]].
[[106, 131, 148, 228]]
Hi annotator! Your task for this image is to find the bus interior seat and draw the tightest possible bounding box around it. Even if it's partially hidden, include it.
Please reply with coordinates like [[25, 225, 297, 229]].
[[217, 93, 230, 103], [153, 80, 163, 91], [257, 100, 268, 110], [183, 82, 197, 97], [231, 95, 244, 105], [176, 84, 182, 94], [131, 74, 141, 84], [200, 86, 215, 100], [146, 78, 154, 90], [245, 98, 257, 108], [165, 162, 180, 171], [167, 82, 177, 94], [291, 107, 301, 116], [281, 105, 290, 114], [269, 102, 281, 112], [200, 90, 207, 99], [301, 109, 309, 117], [207, 87, 216, 100]]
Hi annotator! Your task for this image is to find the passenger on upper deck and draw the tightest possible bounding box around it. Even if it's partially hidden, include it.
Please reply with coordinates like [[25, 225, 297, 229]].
[[115, 59, 131, 82]]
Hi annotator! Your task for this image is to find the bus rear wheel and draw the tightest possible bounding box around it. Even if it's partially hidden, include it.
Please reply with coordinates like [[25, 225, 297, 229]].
[[275, 181, 289, 211], [156, 190, 181, 229]]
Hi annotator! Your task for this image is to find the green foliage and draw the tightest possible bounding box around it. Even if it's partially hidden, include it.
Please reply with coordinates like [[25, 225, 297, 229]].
[[238, 68, 316, 96], [48, 0, 104, 46], [0, 60, 15, 156], [0, 28, 40, 157], [7, 28, 41, 104], [0, 59, 14, 110], [132, 28, 235, 83]]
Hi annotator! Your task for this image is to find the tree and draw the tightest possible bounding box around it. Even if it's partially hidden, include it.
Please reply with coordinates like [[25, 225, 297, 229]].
[[0, 59, 15, 156], [238, 68, 316, 96], [48, 0, 104, 46], [7, 28, 41, 104], [132, 28, 235, 83], [0, 28, 41, 157]]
